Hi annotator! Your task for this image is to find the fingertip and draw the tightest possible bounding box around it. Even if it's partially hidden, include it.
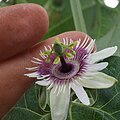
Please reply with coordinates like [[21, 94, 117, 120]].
[[0, 3, 49, 61]]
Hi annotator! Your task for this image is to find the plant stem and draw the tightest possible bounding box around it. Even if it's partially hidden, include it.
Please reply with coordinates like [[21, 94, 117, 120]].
[[69, 0, 87, 33]]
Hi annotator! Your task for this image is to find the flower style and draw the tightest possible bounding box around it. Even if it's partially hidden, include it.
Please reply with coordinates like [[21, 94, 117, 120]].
[[25, 35, 117, 120]]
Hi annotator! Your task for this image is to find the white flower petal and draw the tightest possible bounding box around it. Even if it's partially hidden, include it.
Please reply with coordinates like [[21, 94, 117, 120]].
[[77, 72, 117, 89], [71, 81, 90, 105], [87, 62, 108, 71], [50, 84, 70, 120], [89, 46, 117, 63], [35, 80, 50, 86]]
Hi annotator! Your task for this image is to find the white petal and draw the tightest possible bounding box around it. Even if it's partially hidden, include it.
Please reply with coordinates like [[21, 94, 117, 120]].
[[87, 62, 108, 71], [50, 84, 70, 120], [77, 72, 117, 89], [89, 46, 117, 63], [71, 81, 90, 105], [36, 80, 50, 86]]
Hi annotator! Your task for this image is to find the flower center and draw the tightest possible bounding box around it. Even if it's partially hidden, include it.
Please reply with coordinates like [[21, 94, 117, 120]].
[[51, 60, 80, 79]]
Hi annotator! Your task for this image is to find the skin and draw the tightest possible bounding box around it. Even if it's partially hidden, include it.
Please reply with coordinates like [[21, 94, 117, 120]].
[[0, 3, 48, 61], [0, 3, 96, 119]]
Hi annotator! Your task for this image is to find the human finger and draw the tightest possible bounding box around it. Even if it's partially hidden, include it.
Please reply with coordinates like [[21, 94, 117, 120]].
[[0, 3, 48, 61]]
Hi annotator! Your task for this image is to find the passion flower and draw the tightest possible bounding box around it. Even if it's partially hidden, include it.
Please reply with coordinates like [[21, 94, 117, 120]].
[[25, 35, 117, 120]]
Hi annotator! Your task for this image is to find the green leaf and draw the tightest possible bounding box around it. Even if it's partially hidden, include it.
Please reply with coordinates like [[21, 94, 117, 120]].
[[69, 0, 87, 32], [70, 56, 120, 120], [43, 0, 96, 40], [40, 113, 51, 120], [70, 102, 116, 120], [84, 3, 119, 39], [96, 22, 120, 56], [4, 107, 42, 120]]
